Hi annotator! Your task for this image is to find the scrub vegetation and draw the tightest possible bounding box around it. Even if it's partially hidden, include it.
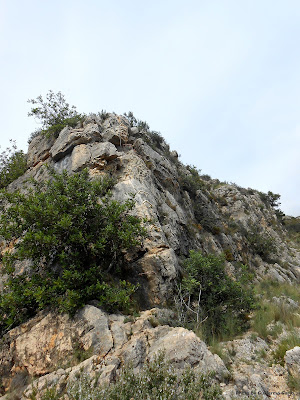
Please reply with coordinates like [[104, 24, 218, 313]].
[[174, 250, 256, 344], [0, 140, 27, 189], [30, 352, 224, 400], [0, 168, 146, 334], [27, 90, 84, 142]]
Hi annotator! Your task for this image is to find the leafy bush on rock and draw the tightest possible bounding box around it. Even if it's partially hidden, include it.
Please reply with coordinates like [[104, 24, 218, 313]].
[[175, 251, 255, 342], [0, 140, 27, 189], [52, 352, 223, 400], [0, 169, 146, 334]]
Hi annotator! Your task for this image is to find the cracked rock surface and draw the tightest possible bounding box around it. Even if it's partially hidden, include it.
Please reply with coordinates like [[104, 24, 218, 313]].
[[0, 306, 228, 398]]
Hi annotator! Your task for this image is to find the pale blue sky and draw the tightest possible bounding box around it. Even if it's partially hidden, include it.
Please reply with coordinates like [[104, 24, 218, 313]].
[[1, 0, 299, 215]]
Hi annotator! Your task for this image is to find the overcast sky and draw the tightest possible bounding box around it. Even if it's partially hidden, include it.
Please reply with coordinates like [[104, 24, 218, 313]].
[[1, 0, 299, 216]]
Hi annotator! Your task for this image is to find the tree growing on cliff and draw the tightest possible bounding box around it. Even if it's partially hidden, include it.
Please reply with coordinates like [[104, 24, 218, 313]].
[[28, 90, 84, 141], [0, 169, 146, 334]]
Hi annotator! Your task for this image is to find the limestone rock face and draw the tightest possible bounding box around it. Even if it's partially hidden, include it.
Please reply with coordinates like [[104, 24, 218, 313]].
[[18, 114, 300, 294], [3, 112, 300, 308], [0, 307, 228, 397], [1, 113, 300, 398], [50, 124, 101, 161], [27, 134, 55, 167]]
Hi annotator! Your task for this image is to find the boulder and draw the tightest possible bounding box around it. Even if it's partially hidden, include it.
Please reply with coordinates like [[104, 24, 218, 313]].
[[285, 346, 300, 376], [50, 124, 101, 161], [27, 134, 56, 167]]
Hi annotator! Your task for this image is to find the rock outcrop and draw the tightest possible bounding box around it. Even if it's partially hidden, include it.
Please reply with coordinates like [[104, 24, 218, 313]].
[[1, 112, 300, 399], [9, 113, 300, 307], [0, 307, 228, 399]]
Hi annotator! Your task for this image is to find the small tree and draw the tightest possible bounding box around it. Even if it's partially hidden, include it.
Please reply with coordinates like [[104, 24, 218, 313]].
[[0, 140, 27, 189], [175, 251, 255, 341], [0, 169, 146, 333], [28, 91, 83, 140]]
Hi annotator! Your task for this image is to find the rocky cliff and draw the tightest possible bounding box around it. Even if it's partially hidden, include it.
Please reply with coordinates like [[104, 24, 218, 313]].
[[1, 113, 299, 399]]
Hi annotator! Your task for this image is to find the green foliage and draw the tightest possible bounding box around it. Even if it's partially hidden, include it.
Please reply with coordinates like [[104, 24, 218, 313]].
[[272, 331, 300, 366], [179, 165, 205, 199], [0, 169, 146, 334], [175, 251, 255, 343], [258, 191, 285, 221], [0, 140, 27, 189], [72, 340, 93, 364], [252, 280, 300, 339], [284, 217, 300, 249], [123, 111, 150, 132], [246, 223, 276, 262], [28, 90, 84, 141], [259, 191, 281, 208], [123, 111, 170, 155], [178, 166, 223, 234], [64, 351, 224, 400], [97, 109, 110, 122], [287, 371, 300, 394]]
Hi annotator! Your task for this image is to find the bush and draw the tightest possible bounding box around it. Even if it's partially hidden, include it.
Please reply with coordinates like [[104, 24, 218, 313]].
[[179, 165, 205, 199], [175, 251, 255, 342], [246, 224, 276, 262], [0, 140, 27, 189], [123, 111, 149, 132], [64, 351, 224, 400], [258, 191, 285, 221], [28, 90, 84, 141], [258, 191, 281, 208], [0, 169, 146, 334]]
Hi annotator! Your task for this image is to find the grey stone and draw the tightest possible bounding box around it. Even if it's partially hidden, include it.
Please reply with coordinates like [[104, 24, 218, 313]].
[[27, 133, 56, 167], [50, 124, 100, 161], [285, 346, 300, 375]]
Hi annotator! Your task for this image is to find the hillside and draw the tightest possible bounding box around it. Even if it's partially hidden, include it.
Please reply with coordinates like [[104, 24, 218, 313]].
[[0, 112, 299, 399]]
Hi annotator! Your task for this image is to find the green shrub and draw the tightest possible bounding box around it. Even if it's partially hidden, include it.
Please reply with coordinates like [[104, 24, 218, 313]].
[[0, 169, 146, 334], [246, 224, 276, 262], [258, 191, 281, 209], [175, 251, 255, 343], [123, 111, 149, 132], [0, 140, 27, 189], [179, 165, 205, 199], [64, 351, 224, 400], [258, 191, 285, 221], [28, 91, 84, 141], [272, 331, 300, 366]]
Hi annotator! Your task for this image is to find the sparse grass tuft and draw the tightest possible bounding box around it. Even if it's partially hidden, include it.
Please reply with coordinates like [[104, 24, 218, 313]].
[[287, 372, 300, 394], [272, 331, 300, 366], [252, 280, 300, 339]]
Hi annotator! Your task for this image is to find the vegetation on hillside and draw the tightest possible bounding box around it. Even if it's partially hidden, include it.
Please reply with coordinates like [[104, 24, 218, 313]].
[[0, 140, 27, 189], [0, 168, 146, 334], [31, 352, 224, 400], [284, 217, 300, 249], [252, 280, 300, 339], [28, 90, 84, 142], [175, 250, 256, 343]]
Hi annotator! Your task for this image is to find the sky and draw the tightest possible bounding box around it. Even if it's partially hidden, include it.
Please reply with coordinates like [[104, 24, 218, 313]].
[[1, 0, 299, 216]]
